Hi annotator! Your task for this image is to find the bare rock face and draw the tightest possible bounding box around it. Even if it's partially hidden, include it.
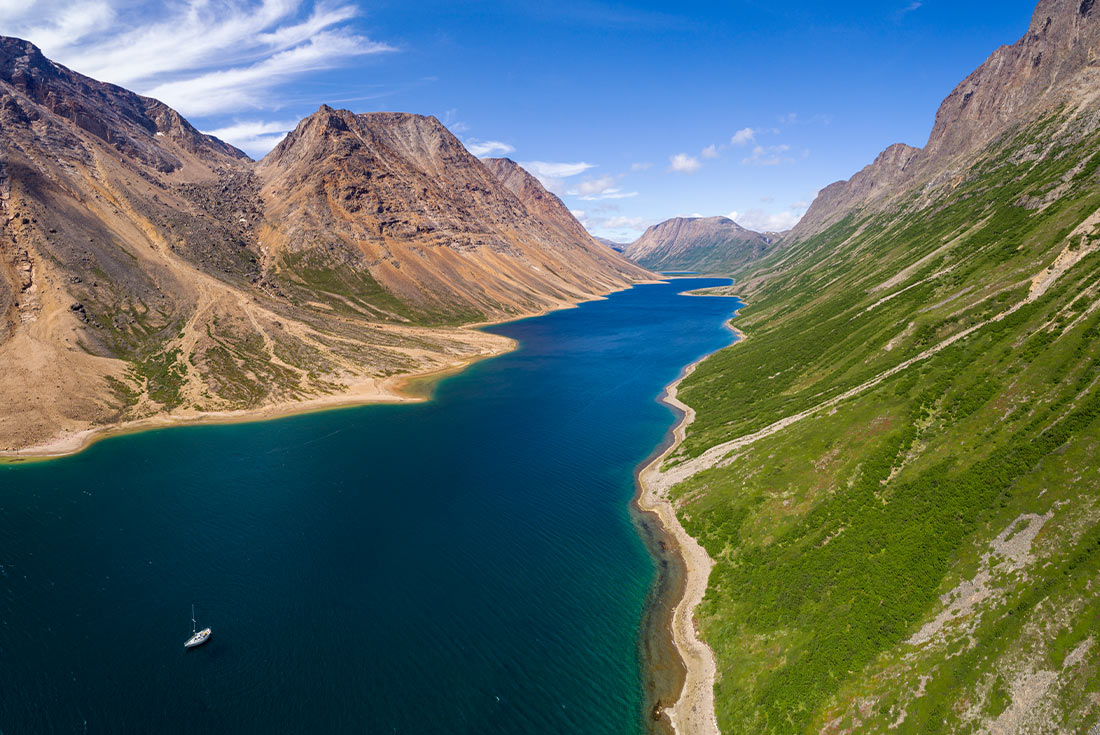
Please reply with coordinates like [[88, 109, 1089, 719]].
[[790, 0, 1100, 240], [481, 157, 599, 251], [624, 216, 774, 274], [795, 144, 921, 236], [925, 0, 1100, 161], [256, 108, 649, 320], [0, 38, 651, 453]]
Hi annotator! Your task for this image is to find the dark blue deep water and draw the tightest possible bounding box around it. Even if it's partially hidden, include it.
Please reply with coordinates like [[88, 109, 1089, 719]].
[[0, 280, 738, 734]]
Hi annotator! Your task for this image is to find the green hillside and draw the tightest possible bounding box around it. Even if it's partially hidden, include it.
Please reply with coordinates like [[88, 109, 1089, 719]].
[[667, 102, 1100, 731]]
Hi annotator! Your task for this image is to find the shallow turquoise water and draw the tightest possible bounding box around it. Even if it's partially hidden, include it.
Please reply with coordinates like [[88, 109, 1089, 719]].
[[0, 279, 738, 734]]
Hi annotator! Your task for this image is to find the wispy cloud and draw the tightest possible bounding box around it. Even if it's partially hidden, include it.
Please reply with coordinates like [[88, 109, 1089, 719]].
[[701, 144, 719, 160], [566, 175, 637, 201], [728, 208, 803, 232], [742, 144, 796, 166], [669, 153, 701, 174], [521, 161, 595, 179], [730, 127, 756, 146], [602, 215, 656, 232], [204, 119, 298, 157], [572, 208, 656, 239], [466, 139, 516, 157], [519, 160, 596, 195], [0, 1, 393, 117], [630, 162, 653, 171]]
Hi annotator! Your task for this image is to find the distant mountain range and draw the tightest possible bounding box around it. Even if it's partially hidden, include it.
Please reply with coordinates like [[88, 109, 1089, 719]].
[[622, 216, 780, 274], [0, 36, 650, 453]]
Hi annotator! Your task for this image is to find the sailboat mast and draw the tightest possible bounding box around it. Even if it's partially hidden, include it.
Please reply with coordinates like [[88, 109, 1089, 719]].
[[191, 604, 196, 633]]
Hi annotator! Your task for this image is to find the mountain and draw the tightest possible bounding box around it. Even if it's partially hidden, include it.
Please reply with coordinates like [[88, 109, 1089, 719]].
[[479, 157, 611, 253], [0, 37, 650, 454], [257, 117, 647, 323], [652, 1, 1100, 733], [623, 216, 774, 273], [791, 0, 1100, 239]]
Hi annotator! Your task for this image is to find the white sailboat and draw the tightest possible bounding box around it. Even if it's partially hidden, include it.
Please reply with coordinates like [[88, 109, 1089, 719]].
[[184, 604, 212, 648]]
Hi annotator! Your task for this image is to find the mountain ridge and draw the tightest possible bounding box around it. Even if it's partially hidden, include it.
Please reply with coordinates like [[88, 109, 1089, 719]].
[[624, 216, 775, 274], [0, 36, 651, 454], [791, 0, 1100, 239]]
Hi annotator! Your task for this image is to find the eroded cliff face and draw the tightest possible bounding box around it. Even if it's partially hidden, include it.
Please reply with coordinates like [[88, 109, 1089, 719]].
[[925, 0, 1100, 161], [623, 216, 774, 274], [256, 111, 648, 322], [481, 157, 602, 252], [791, 0, 1100, 239], [0, 37, 651, 453]]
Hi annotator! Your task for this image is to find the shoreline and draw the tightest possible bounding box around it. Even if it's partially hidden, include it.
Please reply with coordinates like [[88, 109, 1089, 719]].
[[0, 343, 512, 464], [0, 317, 532, 464], [2, 273, 738, 735], [635, 296, 743, 735], [0, 279, 680, 464], [0, 278, 678, 464], [635, 359, 721, 735]]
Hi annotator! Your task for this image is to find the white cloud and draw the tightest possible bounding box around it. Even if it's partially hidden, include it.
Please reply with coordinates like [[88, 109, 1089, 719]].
[[519, 160, 595, 195], [566, 175, 638, 201], [570, 175, 616, 196], [900, 1, 922, 15], [631, 162, 653, 171], [204, 119, 297, 156], [701, 144, 719, 159], [668, 153, 701, 174], [730, 127, 756, 146], [575, 212, 656, 239], [742, 144, 795, 167], [730, 208, 803, 232], [520, 161, 595, 179], [602, 215, 655, 232], [0, 1, 394, 116], [466, 140, 515, 157]]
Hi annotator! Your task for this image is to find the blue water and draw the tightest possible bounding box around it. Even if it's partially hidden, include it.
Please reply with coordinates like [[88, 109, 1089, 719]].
[[0, 280, 738, 734]]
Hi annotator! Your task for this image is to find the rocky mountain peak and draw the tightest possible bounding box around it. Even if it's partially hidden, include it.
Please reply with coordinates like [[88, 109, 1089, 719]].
[[0, 34, 246, 171], [0, 36, 56, 88], [790, 0, 1100, 240], [263, 108, 467, 177], [924, 0, 1100, 161]]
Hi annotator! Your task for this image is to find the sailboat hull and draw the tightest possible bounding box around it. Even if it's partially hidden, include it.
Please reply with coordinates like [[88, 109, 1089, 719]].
[[184, 628, 212, 648]]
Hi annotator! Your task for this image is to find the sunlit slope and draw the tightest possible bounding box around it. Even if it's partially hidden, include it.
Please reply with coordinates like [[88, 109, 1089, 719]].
[[668, 96, 1100, 733]]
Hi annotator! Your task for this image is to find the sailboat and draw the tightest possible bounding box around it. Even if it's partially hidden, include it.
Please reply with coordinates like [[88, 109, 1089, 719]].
[[184, 604, 212, 648]]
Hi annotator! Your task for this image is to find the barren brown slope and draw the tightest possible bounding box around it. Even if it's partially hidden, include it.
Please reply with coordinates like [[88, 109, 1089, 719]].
[[481, 156, 601, 247], [0, 38, 651, 455], [256, 109, 651, 324]]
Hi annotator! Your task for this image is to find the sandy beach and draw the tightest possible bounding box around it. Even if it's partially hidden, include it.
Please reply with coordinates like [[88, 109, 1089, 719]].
[[636, 358, 722, 735], [0, 332, 518, 463]]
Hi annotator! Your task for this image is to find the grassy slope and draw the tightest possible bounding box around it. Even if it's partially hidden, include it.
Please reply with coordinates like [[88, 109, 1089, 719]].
[[634, 234, 765, 275], [670, 111, 1100, 733]]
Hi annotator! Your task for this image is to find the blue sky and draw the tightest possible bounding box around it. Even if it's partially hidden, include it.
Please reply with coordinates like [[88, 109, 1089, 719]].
[[2, 0, 1039, 240]]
